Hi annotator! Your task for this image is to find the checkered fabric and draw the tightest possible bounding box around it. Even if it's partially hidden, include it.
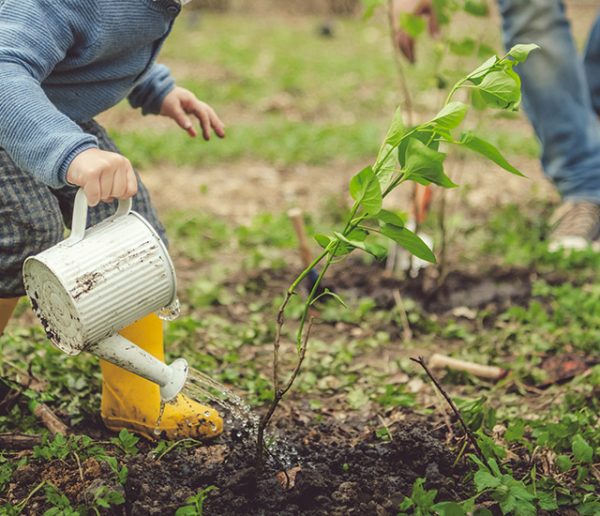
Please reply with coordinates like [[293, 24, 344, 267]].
[[0, 120, 167, 297]]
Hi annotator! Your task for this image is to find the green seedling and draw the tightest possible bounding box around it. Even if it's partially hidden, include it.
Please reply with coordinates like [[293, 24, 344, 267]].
[[110, 428, 139, 456], [100, 456, 128, 485], [175, 486, 217, 516], [256, 44, 539, 465], [43, 483, 80, 516]]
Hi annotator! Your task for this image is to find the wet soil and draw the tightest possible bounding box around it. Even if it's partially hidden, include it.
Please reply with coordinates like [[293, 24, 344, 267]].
[[6, 415, 472, 515]]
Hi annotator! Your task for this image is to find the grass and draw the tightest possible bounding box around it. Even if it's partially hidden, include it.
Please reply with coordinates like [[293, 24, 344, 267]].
[[108, 12, 538, 170]]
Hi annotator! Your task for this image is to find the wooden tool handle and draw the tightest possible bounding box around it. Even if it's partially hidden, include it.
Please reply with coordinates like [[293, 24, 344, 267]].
[[429, 353, 507, 380], [288, 208, 313, 269]]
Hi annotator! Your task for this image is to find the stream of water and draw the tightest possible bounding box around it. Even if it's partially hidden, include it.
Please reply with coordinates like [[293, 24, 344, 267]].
[[153, 367, 298, 467]]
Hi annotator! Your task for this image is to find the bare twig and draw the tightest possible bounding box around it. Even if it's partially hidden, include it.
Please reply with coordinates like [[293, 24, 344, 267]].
[[411, 356, 489, 467]]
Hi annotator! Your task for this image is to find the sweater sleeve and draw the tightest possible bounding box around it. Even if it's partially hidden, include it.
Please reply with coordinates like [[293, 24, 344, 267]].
[[0, 0, 98, 188], [127, 63, 176, 115]]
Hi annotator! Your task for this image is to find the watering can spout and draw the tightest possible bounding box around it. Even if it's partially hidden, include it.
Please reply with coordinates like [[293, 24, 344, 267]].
[[87, 335, 188, 402]]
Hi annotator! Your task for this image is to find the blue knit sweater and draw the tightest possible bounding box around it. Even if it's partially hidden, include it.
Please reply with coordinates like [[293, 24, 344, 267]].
[[0, 0, 182, 187]]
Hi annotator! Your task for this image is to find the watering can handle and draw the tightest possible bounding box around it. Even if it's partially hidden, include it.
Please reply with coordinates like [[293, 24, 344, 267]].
[[66, 189, 132, 245]]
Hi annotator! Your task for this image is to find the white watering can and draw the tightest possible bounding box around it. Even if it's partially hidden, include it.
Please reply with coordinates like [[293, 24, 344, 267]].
[[22, 189, 188, 402]]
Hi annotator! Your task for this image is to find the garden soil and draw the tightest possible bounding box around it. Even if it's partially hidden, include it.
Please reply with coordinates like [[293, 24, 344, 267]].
[[7, 415, 473, 515]]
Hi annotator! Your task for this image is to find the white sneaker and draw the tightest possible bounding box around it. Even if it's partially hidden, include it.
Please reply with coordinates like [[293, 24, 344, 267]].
[[548, 201, 600, 252]]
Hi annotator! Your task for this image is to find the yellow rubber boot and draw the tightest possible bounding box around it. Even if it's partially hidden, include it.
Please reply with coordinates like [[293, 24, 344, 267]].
[[0, 298, 19, 336], [100, 314, 223, 440]]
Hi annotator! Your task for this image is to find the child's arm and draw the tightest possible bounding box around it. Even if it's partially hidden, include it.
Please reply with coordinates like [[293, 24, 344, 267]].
[[0, 2, 93, 187], [129, 65, 225, 140]]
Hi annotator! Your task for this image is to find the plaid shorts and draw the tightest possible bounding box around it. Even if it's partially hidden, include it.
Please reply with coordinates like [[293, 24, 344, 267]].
[[0, 120, 167, 297]]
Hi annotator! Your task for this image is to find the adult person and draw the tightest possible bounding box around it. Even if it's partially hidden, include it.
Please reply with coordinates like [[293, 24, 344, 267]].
[[393, 0, 600, 251]]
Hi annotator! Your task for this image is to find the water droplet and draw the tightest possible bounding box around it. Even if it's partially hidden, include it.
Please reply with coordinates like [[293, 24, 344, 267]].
[[158, 298, 181, 321]]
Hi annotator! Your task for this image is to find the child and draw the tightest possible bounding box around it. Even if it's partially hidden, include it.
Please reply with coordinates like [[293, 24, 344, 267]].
[[0, 0, 225, 439]]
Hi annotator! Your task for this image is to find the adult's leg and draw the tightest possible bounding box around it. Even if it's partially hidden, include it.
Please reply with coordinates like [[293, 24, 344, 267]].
[[583, 12, 600, 115], [498, 0, 600, 203]]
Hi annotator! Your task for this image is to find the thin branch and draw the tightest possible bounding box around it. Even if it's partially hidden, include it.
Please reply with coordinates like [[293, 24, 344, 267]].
[[411, 356, 489, 467]]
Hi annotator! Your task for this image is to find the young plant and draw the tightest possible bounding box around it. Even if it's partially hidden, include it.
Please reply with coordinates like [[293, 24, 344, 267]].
[[256, 43, 538, 464], [175, 486, 217, 516]]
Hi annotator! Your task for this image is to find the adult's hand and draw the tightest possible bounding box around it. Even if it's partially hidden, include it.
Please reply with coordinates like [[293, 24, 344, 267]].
[[66, 148, 138, 206], [392, 0, 439, 63]]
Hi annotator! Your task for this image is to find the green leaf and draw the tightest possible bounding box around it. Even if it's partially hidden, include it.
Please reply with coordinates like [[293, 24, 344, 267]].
[[315, 229, 368, 256], [399, 12, 426, 38], [507, 43, 539, 63], [380, 224, 436, 263], [464, 0, 489, 16], [432, 501, 468, 515], [377, 209, 408, 227], [398, 129, 439, 167], [504, 419, 525, 442], [410, 478, 438, 512], [572, 434, 594, 463], [349, 166, 382, 215], [430, 102, 468, 131], [555, 454, 572, 472], [475, 70, 521, 109], [374, 143, 397, 191], [403, 138, 456, 188], [467, 55, 498, 83], [383, 106, 406, 147], [334, 232, 387, 260], [537, 490, 558, 511], [449, 37, 477, 56], [474, 470, 501, 492], [458, 132, 524, 176]]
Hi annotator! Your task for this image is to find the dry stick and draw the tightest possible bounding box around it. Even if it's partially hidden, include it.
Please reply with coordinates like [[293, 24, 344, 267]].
[[32, 404, 68, 436], [392, 288, 413, 342], [410, 356, 489, 467], [0, 433, 42, 450], [2, 370, 69, 436], [429, 353, 507, 381]]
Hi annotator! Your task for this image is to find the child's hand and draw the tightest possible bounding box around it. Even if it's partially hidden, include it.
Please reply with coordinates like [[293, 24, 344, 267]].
[[66, 149, 138, 207], [160, 87, 225, 140]]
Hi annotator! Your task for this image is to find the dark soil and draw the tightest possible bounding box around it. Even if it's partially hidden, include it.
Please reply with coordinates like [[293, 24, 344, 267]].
[[6, 415, 473, 515]]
